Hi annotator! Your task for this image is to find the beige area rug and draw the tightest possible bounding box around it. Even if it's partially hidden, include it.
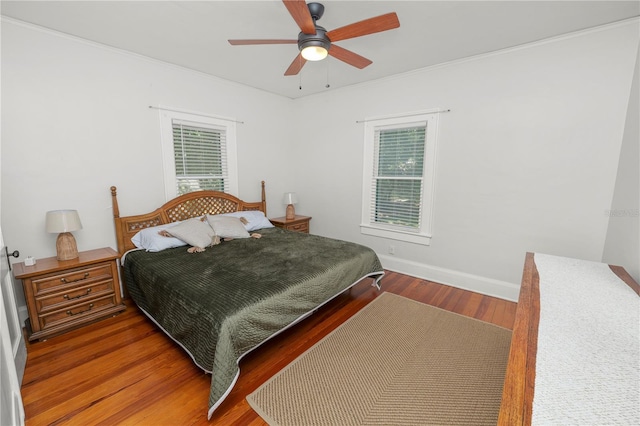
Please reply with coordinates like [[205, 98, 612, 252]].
[[247, 292, 511, 426]]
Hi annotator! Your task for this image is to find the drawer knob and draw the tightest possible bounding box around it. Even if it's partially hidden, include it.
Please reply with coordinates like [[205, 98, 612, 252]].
[[63, 288, 92, 300], [66, 303, 94, 316], [60, 272, 89, 284]]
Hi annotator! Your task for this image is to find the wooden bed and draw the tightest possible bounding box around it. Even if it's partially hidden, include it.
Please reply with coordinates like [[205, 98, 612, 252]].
[[498, 252, 640, 425], [109, 182, 384, 419]]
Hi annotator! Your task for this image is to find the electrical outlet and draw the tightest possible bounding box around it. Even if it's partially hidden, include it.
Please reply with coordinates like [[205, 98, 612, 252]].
[[389, 245, 395, 255]]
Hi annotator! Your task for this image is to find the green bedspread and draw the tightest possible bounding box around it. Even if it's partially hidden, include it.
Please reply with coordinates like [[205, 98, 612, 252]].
[[122, 227, 384, 418]]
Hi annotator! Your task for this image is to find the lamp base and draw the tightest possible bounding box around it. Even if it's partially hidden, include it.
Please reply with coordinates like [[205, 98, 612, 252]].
[[56, 232, 79, 261], [286, 204, 296, 220]]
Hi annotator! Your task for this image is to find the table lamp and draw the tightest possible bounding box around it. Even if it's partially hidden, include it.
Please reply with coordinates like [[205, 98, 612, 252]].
[[46, 210, 82, 261], [283, 192, 298, 220]]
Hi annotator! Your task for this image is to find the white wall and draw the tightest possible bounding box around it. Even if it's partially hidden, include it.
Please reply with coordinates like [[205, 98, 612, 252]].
[[603, 43, 640, 283], [1, 19, 296, 254], [2, 18, 638, 315], [289, 20, 639, 299], [1, 19, 295, 310]]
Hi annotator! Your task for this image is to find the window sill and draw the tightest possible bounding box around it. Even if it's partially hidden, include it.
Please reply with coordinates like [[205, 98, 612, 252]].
[[360, 224, 431, 246]]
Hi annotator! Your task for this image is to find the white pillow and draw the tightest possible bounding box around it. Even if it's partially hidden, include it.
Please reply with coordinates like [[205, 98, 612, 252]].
[[206, 215, 250, 239], [219, 211, 274, 232], [131, 222, 187, 252], [167, 217, 217, 248]]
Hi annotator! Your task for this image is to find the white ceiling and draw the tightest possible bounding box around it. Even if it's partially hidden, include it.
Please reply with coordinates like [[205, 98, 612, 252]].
[[2, 1, 639, 99]]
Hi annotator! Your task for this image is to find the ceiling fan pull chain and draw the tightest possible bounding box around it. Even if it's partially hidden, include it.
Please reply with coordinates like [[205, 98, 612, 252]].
[[325, 61, 330, 88], [299, 59, 303, 90]]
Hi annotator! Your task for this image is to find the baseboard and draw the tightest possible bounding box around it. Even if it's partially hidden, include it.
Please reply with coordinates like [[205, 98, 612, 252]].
[[378, 255, 520, 302]]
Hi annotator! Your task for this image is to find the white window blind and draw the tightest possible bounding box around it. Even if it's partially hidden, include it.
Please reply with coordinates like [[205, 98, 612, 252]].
[[159, 109, 238, 200], [172, 120, 228, 195], [371, 125, 426, 229]]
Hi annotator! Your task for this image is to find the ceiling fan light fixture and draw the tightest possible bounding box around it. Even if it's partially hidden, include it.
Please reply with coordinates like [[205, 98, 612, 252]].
[[301, 44, 328, 61], [298, 25, 330, 61]]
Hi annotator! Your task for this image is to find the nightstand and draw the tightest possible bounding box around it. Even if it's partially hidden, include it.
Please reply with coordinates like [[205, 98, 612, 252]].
[[270, 215, 312, 234], [13, 247, 126, 341]]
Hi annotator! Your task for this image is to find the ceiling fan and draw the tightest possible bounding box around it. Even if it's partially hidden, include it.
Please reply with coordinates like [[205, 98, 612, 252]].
[[228, 0, 400, 76]]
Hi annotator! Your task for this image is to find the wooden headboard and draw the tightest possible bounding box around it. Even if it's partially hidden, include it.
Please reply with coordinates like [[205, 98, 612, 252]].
[[111, 181, 267, 255]]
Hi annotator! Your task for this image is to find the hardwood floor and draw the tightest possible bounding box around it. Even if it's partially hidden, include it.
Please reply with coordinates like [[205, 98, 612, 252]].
[[21, 271, 517, 425]]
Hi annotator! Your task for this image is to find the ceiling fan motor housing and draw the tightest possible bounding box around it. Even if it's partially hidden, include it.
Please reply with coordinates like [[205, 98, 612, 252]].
[[298, 26, 330, 53]]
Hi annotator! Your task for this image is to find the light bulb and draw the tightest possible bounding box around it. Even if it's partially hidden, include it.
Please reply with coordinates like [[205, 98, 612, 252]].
[[301, 46, 328, 61]]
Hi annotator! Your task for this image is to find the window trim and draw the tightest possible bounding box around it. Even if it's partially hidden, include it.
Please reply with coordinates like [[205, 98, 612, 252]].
[[159, 109, 238, 201], [360, 111, 439, 245]]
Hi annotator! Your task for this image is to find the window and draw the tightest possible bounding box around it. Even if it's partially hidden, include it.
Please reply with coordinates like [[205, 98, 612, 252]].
[[160, 110, 238, 200], [361, 112, 439, 245]]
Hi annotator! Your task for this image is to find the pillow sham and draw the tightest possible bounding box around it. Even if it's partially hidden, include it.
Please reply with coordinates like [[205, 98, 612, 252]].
[[131, 222, 187, 252], [206, 215, 251, 239], [166, 217, 218, 248], [218, 211, 274, 232]]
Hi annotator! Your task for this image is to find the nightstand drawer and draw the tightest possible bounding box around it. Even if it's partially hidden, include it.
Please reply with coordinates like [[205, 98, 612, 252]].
[[32, 263, 113, 295], [286, 222, 309, 233], [38, 294, 119, 331], [35, 279, 116, 313]]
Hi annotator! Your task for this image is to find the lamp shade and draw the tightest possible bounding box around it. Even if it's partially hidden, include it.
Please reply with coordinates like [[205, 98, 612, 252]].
[[45, 210, 83, 233], [283, 192, 298, 205]]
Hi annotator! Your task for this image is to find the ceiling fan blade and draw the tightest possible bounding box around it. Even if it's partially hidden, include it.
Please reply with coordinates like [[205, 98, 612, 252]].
[[284, 53, 307, 76], [326, 12, 400, 42], [228, 39, 297, 45], [328, 45, 372, 69], [283, 0, 316, 35]]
